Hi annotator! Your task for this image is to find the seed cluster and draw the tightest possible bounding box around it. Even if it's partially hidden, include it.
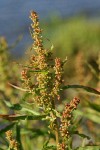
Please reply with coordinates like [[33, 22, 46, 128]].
[[30, 11, 43, 52], [53, 57, 64, 100], [21, 11, 64, 111], [58, 142, 66, 150], [6, 130, 18, 150], [58, 97, 80, 149]]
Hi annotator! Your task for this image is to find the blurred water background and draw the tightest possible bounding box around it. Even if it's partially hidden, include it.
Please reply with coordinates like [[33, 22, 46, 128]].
[[0, 0, 100, 57]]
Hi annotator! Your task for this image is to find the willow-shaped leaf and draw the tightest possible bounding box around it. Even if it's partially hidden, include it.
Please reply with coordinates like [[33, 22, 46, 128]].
[[62, 85, 100, 95], [88, 102, 100, 112], [4, 100, 39, 115], [4, 100, 22, 110], [21, 107, 40, 115], [16, 124, 23, 150], [8, 83, 29, 92], [75, 109, 100, 124], [0, 123, 15, 135], [0, 114, 46, 121], [72, 131, 90, 140]]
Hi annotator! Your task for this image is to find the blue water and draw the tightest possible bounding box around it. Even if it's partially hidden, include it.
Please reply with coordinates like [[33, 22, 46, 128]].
[[0, 0, 100, 56]]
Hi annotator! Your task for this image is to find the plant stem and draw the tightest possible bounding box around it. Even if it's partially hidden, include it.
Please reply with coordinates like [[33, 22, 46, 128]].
[[51, 100, 59, 150], [55, 128, 59, 149], [16, 123, 23, 150]]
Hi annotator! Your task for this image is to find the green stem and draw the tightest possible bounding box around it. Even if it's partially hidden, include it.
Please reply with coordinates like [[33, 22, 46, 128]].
[[16, 123, 23, 150], [51, 101, 59, 150]]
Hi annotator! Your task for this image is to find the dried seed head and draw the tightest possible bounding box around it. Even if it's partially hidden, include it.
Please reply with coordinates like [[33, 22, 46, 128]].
[[30, 11, 38, 20], [6, 130, 19, 150], [21, 11, 65, 110], [59, 97, 80, 147]]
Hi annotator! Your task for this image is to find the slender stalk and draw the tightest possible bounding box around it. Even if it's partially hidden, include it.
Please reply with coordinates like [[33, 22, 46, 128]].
[[51, 100, 59, 149], [16, 123, 23, 150], [55, 128, 59, 149]]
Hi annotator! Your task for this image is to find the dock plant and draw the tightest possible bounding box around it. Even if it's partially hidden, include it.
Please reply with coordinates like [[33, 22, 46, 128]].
[[0, 11, 100, 150]]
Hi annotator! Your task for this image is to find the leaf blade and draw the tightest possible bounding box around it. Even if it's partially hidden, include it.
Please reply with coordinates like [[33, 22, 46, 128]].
[[0, 114, 46, 121], [62, 85, 100, 95]]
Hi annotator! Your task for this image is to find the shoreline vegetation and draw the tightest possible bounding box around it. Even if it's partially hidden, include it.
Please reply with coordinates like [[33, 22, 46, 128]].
[[0, 11, 100, 150]]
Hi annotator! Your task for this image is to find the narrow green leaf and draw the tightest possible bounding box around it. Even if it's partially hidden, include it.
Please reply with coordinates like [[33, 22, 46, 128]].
[[73, 131, 90, 140], [0, 123, 15, 135], [1, 114, 46, 121], [86, 62, 98, 79], [42, 139, 49, 149], [75, 109, 100, 124], [62, 85, 100, 95], [16, 124, 23, 150], [4, 99, 39, 115], [88, 102, 100, 112], [3, 100, 12, 107], [8, 83, 29, 92], [4, 100, 22, 110], [21, 107, 40, 115]]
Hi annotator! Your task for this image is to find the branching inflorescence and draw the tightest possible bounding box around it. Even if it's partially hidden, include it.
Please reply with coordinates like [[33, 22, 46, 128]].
[[58, 97, 80, 150], [21, 11, 80, 150], [21, 11, 64, 111]]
